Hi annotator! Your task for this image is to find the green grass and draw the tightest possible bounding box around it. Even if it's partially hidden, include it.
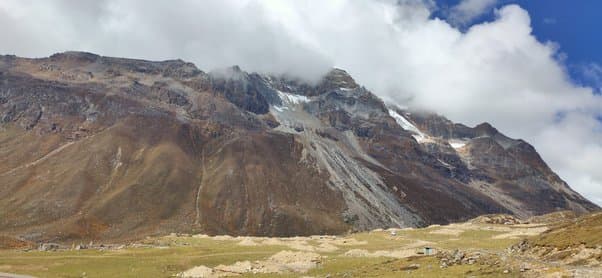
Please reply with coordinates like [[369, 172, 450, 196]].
[[345, 232, 413, 251], [0, 223, 535, 277], [305, 256, 515, 278], [390, 225, 521, 250], [0, 239, 286, 278]]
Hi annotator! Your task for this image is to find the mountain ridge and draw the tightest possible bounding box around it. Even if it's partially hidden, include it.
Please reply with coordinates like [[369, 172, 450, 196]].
[[0, 52, 598, 242]]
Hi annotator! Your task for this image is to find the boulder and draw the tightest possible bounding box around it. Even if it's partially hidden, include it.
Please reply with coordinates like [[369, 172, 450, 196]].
[[39, 243, 60, 251]]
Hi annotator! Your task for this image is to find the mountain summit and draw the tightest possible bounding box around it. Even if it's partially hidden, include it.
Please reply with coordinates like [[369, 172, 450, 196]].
[[0, 52, 597, 241]]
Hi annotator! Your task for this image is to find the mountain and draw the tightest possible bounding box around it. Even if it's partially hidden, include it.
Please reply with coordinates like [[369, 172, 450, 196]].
[[0, 52, 598, 242]]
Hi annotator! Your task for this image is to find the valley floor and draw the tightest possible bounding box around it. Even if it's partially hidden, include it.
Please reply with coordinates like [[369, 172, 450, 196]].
[[1, 216, 601, 277]]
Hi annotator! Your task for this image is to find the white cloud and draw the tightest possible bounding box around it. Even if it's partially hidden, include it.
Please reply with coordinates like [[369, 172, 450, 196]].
[[579, 62, 602, 92], [0, 0, 601, 206], [0, 0, 332, 81], [447, 0, 498, 26]]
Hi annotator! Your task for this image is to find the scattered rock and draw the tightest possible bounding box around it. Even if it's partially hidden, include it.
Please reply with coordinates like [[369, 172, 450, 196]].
[[39, 243, 60, 251], [237, 238, 258, 246], [437, 250, 488, 267], [343, 248, 417, 259], [178, 251, 322, 277], [214, 260, 252, 274], [400, 263, 420, 270], [212, 235, 234, 241], [471, 214, 523, 225], [453, 250, 465, 262], [178, 265, 215, 278], [509, 240, 530, 253], [74, 244, 87, 250]]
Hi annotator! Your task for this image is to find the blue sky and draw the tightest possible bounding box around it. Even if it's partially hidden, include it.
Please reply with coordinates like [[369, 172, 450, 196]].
[[434, 0, 602, 92]]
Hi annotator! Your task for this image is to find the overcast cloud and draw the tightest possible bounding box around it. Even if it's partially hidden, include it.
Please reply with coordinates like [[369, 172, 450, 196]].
[[0, 0, 601, 205]]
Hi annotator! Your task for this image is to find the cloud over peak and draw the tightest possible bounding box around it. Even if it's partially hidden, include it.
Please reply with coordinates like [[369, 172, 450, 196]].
[[0, 0, 601, 205]]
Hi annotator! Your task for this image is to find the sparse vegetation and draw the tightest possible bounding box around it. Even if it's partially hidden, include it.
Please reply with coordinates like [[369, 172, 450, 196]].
[[531, 212, 602, 248], [5, 213, 598, 277]]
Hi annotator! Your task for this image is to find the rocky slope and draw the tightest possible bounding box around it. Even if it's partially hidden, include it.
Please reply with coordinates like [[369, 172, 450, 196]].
[[0, 52, 598, 241]]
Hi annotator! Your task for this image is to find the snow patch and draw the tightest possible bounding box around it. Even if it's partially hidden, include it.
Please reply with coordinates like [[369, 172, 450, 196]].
[[273, 106, 287, 112], [278, 91, 310, 105], [449, 139, 467, 149], [437, 159, 453, 168], [450, 142, 465, 149], [272, 91, 310, 113], [388, 109, 427, 141], [412, 134, 432, 143]]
